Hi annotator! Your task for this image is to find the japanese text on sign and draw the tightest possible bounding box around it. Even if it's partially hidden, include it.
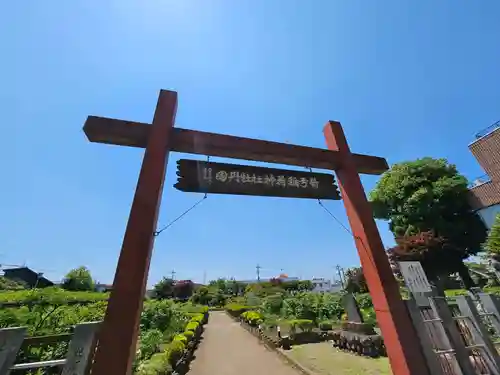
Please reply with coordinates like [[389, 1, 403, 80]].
[[202, 168, 320, 189], [398, 261, 432, 294]]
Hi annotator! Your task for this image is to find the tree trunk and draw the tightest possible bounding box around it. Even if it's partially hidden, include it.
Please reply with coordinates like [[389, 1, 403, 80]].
[[457, 262, 476, 290], [429, 276, 446, 297]]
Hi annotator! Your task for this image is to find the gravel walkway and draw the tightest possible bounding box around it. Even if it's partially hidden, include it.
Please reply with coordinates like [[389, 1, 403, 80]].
[[188, 311, 300, 375]]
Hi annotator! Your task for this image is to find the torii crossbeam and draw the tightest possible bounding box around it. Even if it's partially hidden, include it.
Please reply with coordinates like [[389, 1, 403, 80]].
[[83, 90, 429, 375]]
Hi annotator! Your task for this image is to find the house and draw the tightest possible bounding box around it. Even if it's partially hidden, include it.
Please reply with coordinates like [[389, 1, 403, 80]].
[[237, 274, 343, 293], [95, 283, 113, 292], [468, 120, 500, 229], [238, 274, 300, 284], [311, 277, 343, 293], [3, 267, 54, 288]]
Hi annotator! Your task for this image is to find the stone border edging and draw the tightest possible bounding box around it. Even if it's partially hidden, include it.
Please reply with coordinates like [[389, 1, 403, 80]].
[[224, 311, 318, 375]]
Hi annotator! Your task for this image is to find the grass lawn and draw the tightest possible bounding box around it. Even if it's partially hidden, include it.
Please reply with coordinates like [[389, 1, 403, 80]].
[[284, 342, 392, 375]]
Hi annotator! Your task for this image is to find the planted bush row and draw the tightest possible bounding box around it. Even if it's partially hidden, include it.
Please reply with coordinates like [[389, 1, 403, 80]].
[[136, 307, 209, 375], [225, 303, 252, 318]]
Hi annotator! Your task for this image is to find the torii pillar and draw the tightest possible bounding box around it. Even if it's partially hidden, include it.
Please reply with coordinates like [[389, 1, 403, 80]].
[[90, 90, 178, 375], [324, 121, 428, 375]]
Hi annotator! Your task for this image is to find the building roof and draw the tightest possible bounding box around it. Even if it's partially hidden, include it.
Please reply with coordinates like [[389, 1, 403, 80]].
[[469, 124, 500, 210], [3, 267, 54, 287]]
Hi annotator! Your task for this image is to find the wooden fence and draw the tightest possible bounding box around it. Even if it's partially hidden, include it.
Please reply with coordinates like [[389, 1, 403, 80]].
[[0, 321, 100, 375], [407, 293, 500, 375]]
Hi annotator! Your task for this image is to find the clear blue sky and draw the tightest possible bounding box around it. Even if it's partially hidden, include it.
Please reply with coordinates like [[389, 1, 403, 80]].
[[2, 1, 499, 286]]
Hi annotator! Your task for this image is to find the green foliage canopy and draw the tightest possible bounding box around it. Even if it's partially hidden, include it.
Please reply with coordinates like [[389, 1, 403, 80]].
[[62, 266, 95, 291], [370, 157, 487, 278], [344, 267, 368, 294], [0, 276, 27, 291], [484, 214, 500, 257], [152, 277, 175, 299]]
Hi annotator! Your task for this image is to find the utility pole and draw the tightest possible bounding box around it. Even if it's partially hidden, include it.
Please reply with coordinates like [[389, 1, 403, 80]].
[[336, 265, 345, 288], [170, 270, 176, 280], [256, 264, 261, 283]]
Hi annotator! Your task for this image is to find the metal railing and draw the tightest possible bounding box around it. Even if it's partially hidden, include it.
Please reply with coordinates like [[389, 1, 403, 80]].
[[469, 174, 492, 188], [475, 120, 500, 140]]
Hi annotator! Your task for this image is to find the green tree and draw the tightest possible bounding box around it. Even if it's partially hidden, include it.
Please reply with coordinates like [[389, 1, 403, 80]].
[[152, 277, 175, 299], [62, 266, 94, 291], [484, 213, 500, 282], [344, 267, 368, 293], [484, 214, 500, 256], [370, 157, 487, 288], [0, 276, 27, 290], [298, 280, 314, 291], [172, 280, 194, 300]]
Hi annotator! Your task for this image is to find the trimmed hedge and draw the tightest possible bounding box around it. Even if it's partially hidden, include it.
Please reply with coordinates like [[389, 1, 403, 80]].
[[225, 303, 252, 318], [136, 309, 208, 375], [288, 319, 314, 333], [319, 321, 333, 331], [240, 311, 263, 327]]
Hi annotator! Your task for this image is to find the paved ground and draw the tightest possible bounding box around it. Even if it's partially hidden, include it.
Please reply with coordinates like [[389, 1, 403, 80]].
[[188, 311, 300, 375]]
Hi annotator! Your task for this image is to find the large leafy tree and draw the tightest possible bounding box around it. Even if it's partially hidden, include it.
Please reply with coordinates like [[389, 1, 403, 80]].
[[370, 157, 487, 288], [344, 267, 368, 293], [172, 280, 194, 300], [152, 277, 175, 299], [62, 266, 95, 291]]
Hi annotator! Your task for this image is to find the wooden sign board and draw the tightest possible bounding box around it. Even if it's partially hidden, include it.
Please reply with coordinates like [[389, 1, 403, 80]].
[[398, 261, 433, 307], [174, 159, 341, 200], [398, 261, 432, 294]]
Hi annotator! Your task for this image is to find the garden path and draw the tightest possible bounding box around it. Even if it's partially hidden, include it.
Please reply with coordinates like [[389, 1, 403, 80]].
[[188, 311, 300, 375]]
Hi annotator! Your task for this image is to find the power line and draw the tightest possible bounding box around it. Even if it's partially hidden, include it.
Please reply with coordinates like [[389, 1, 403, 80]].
[[154, 195, 208, 236], [154, 155, 211, 237]]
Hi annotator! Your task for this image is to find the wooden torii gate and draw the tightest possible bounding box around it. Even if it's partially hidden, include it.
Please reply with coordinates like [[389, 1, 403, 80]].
[[83, 90, 429, 375]]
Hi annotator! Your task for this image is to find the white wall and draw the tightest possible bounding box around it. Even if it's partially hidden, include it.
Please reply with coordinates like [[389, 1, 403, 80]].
[[311, 279, 343, 293], [478, 204, 500, 230]]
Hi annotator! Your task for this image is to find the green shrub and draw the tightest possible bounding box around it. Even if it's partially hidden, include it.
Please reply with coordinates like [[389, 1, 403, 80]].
[[137, 329, 164, 361], [225, 303, 251, 317], [136, 351, 172, 375], [288, 319, 314, 333], [185, 321, 199, 332], [190, 313, 204, 323], [319, 321, 333, 331], [172, 334, 188, 346], [182, 303, 209, 314], [485, 287, 500, 295], [241, 311, 263, 326], [356, 294, 373, 309], [166, 339, 185, 366], [183, 330, 194, 342], [361, 308, 378, 326], [445, 289, 469, 297]]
